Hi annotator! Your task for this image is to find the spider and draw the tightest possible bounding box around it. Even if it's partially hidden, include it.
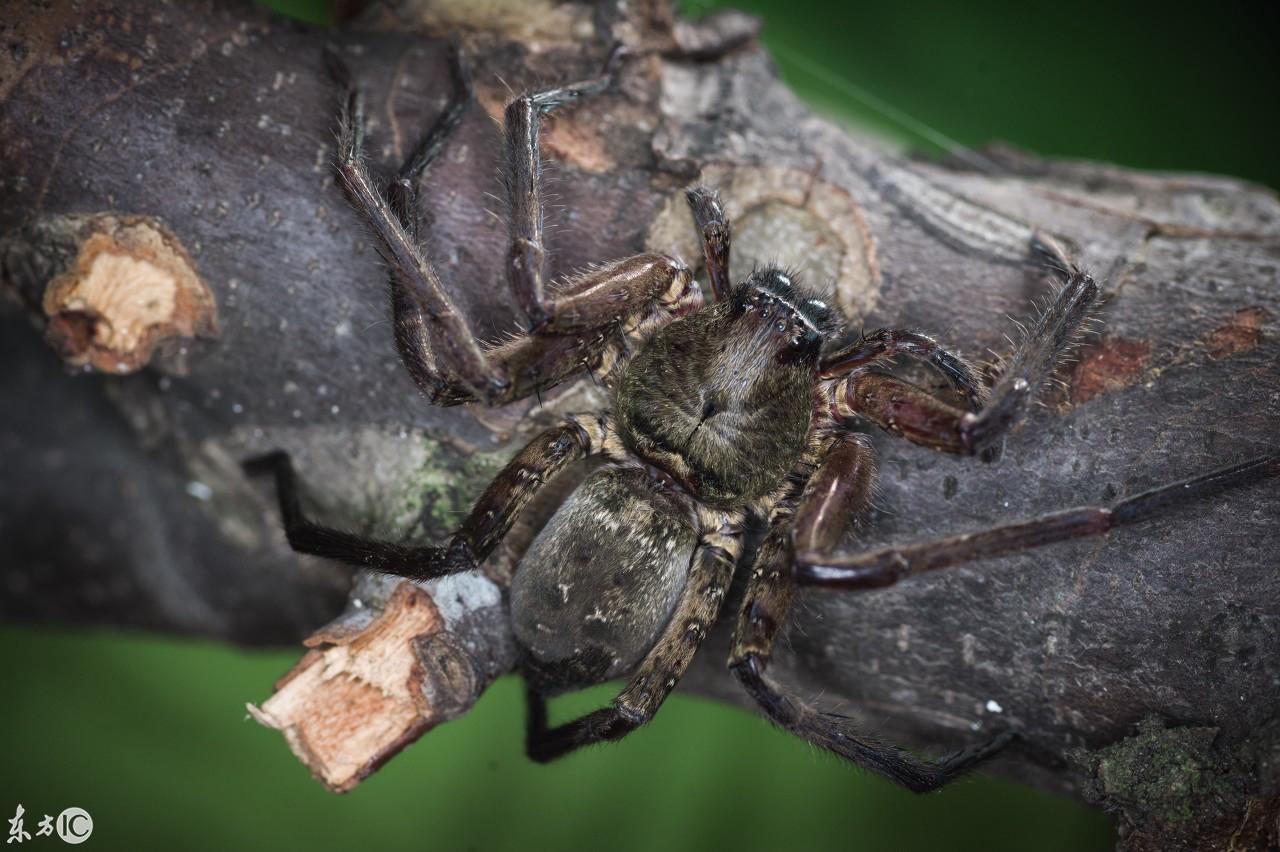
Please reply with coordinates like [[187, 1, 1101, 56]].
[[246, 44, 1278, 792]]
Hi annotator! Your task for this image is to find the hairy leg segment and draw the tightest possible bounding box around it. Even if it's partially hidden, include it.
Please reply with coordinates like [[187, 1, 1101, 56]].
[[729, 436, 1013, 792], [796, 455, 1280, 588], [327, 47, 697, 406], [243, 413, 612, 580], [826, 235, 1098, 457], [525, 520, 742, 761]]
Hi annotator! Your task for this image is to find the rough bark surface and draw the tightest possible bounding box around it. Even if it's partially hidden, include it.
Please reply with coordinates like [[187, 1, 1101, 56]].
[[2, 2, 1278, 847]]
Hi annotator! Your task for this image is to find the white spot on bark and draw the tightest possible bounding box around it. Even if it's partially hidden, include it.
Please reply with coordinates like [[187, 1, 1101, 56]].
[[186, 481, 213, 501], [423, 572, 501, 630]]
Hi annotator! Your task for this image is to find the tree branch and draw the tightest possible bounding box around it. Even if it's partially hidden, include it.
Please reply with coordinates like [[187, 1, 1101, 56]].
[[2, 2, 1278, 847]]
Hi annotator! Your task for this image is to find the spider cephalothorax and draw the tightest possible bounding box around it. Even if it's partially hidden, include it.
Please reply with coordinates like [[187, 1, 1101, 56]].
[[247, 45, 1278, 791], [617, 269, 832, 506]]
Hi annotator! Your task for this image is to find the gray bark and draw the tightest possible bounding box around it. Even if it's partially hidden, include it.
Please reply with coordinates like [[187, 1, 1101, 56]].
[[2, 2, 1278, 847]]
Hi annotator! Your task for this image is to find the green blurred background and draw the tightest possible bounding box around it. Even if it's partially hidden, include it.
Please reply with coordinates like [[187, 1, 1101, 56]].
[[4, 1, 1277, 850]]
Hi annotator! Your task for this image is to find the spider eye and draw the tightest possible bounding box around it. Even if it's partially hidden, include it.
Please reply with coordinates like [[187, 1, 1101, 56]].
[[775, 320, 787, 332]]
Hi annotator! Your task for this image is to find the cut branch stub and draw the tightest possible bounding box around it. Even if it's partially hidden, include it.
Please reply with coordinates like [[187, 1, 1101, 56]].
[[249, 572, 516, 793], [33, 214, 217, 374]]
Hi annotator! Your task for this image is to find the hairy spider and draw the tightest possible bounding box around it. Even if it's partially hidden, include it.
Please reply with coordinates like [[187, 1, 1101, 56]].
[[247, 46, 1278, 792]]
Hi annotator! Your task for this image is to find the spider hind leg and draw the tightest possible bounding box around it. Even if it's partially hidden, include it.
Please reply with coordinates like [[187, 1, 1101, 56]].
[[243, 414, 608, 581], [241, 450, 463, 575], [523, 528, 740, 762]]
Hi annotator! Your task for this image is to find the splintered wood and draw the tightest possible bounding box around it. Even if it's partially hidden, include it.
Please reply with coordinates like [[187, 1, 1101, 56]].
[[248, 582, 446, 793]]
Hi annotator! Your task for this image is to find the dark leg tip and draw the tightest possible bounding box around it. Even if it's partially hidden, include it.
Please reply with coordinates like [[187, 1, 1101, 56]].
[[321, 43, 353, 88], [684, 185, 724, 216], [241, 450, 289, 477]]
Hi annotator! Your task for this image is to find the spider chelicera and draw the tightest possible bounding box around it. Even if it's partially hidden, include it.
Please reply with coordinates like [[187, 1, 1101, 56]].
[[246, 45, 1278, 792]]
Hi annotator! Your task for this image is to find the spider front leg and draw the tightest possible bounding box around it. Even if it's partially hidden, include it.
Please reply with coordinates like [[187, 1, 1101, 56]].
[[827, 235, 1098, 456], [820, 328, 986, 411], [243, 413, 611, 581], [524, 521, 742, 762], [328, 48, 698, 406], [685, 186, 732, 302], [728, 436, 1013, 793]]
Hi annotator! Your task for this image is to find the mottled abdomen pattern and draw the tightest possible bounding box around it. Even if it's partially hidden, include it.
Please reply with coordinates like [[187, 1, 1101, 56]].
[[510, 467, 698, 693]]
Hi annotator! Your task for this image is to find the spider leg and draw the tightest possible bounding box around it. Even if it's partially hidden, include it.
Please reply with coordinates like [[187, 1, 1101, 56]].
[[524, 522, 741, 762], [791, 434, 877, 554], [447, 414, 615, 570], [385, 43, 473, 242], [327, 48, 697, 406], [685, 185, 733, 301], [730, 514, 1011, 793], [820, 328, 986, 410], [833, 372, 980, 454], [243, 414, 612, 580], [729, 437, 1013, 791], [830, 235, 1098, 456], [330, 50, 498, 402], [796, 454, 1278, 589], [242, 450, 460, 575], [503, 46, 626, 330], [964, 235, 1098, 451]]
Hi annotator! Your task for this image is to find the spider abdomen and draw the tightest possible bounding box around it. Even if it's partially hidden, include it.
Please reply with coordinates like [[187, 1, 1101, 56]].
[[510, 466, 699, 694]]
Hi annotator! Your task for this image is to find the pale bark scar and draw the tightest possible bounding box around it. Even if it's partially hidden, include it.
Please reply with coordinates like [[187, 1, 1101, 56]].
[[41, 215, 217, 373]]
